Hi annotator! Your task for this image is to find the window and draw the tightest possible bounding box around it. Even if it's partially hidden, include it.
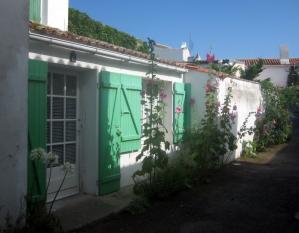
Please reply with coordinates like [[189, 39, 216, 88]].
[[47, 72, 78, 167]]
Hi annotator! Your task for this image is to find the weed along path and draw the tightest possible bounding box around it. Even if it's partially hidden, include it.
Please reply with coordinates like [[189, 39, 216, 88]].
[[75, 138, 299, 233]]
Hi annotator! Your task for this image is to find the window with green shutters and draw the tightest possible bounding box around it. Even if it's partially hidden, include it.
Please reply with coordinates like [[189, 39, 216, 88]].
[[99, 71, 141, 195], [28, 59, 48, 203], [173, 82, 191, 143], [29, 0, 41, 22]]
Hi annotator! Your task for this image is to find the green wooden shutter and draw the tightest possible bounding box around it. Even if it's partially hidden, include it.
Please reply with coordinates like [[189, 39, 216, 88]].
[[29, 0, 41, 22], [173, 83, 185, 143], [173, 83, 191, 143], [99, 71, 121, 195], [120, 74, 142, 153], [28, 59, 48, 203]]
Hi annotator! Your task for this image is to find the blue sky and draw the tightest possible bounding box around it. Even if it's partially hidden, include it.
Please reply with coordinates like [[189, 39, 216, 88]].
[[70, 0, 299, 59]]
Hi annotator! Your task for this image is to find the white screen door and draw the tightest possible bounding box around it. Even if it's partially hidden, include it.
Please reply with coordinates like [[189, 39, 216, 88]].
[[47, 71, 79, 201]]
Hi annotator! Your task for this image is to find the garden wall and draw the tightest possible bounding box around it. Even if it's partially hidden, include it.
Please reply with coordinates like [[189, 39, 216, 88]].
[[185, 70, 262, 161]]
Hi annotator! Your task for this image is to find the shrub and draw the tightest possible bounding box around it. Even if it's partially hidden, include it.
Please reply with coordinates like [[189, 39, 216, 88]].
[[239, 79, 298, 152]]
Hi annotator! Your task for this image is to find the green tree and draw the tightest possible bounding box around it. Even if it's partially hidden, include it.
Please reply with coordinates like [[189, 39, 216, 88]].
[[240, 59, 263, 80], [287, 65, 298, 86]]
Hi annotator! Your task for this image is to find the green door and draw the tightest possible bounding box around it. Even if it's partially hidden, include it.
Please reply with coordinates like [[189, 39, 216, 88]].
[[99, 71, 122, 195], [173, 82, 191, 143], [28, 59, 48, 203]]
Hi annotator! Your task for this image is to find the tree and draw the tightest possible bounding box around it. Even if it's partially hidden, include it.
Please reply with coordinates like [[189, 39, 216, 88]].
[[287, 65, 298, 86], [240, 59, 263, 80]]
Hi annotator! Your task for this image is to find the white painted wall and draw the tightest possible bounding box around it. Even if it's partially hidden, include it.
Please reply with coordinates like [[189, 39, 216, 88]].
[[185, 71, 262, 160], [256, 65, 289, 87], [79, 69, 98, 195], [41, 0, 69, 31], [0, 0, 28, 222]]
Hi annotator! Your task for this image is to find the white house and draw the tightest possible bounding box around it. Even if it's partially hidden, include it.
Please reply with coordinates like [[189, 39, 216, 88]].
[[236, 46, 299, 87], [27, 0, 190, 204]]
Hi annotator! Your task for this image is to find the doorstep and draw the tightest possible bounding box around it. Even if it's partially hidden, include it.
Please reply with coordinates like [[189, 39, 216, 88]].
[[51, 185, 134, 232]]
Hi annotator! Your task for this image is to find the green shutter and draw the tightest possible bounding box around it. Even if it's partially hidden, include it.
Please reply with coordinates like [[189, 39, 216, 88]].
[[29, 0, 41, 22], [28, 59, 48, 203], [173, 83, 191, 143], [120, 74, 142, 153], [99, 71, 142, 195], [99, 71, 121, 195]]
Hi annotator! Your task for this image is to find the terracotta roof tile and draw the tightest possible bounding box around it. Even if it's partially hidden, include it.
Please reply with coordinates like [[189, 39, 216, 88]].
[[238, 58, 299, 66], [29, 22, 185, 69]]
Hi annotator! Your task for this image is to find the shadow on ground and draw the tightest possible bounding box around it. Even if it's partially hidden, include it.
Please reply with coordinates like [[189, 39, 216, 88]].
[[73, 134, 299, 233]]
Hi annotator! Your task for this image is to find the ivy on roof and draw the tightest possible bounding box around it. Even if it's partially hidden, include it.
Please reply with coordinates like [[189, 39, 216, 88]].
[[68, 8, 149, 54]]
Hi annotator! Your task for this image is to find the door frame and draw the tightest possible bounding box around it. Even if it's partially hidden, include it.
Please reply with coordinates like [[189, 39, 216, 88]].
[[46, 66, 81, 201]]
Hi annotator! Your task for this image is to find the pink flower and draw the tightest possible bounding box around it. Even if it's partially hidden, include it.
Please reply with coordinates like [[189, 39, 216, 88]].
[[257, 107, 262, 113], [230, 112, 236, 121], [176, 105, 182, 113], [206, 53, 215, 63], [190, 98, 195, 107], [159, 92, 167, 100]]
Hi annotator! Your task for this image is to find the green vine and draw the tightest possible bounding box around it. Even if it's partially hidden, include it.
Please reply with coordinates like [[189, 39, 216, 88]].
[[68, 8, 149, 53]]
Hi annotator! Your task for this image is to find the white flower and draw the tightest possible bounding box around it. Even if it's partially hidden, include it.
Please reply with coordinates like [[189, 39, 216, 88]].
[[62, 162, 74, 174], [30, 148, 46, 161], [46, 152, 59, 164]]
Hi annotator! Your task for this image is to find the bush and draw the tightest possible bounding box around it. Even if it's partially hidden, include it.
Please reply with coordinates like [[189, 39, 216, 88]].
[[239, 79, 298, 152]]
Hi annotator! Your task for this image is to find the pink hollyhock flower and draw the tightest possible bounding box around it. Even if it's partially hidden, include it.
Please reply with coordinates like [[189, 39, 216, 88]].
[[159, 92, 167, 100], [176, 105, 182, 113], [190, 98, 195, 107]]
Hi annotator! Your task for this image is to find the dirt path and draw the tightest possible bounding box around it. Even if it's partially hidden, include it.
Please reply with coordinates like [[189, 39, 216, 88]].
[[74, 136, 299, 233]]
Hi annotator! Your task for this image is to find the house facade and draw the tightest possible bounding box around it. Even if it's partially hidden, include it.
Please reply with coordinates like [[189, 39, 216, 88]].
[[27, 0, 190, 202]]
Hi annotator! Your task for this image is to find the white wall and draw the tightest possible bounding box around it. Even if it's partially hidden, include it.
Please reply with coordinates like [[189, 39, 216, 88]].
[[79, 69, 98, 195], [41, 0, 69, 31], [0, 0, 28, 222], [256, 65, 289, 87], [185, 71, 262, 160]]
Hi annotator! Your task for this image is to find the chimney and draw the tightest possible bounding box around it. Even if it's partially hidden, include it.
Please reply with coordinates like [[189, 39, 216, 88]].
[[280, 45, 289, 64]]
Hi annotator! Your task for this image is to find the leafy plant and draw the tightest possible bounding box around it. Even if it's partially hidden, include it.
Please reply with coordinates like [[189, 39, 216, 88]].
[[287, 65, 298, 86], [68, 8, 149, 53], [240, 59, 263, 80], [133, 38, 170, 184], [184, 77, 237, 170], [210, 63, 240, 76], [239, 79, 298, 152], [241, 141, 257, 158]]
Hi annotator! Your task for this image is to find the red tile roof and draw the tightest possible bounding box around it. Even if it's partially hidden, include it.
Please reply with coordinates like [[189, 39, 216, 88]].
[[290, 58, 299, 65], [29, 22, 185, 69], [239, 58, 299, 66]]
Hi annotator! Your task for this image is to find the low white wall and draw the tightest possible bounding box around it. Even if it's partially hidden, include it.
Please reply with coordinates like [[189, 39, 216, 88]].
[[185, 70, 262, 160]]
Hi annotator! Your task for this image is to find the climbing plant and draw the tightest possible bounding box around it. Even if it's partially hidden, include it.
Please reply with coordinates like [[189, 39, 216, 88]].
[[68, 8, 149, 53]]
